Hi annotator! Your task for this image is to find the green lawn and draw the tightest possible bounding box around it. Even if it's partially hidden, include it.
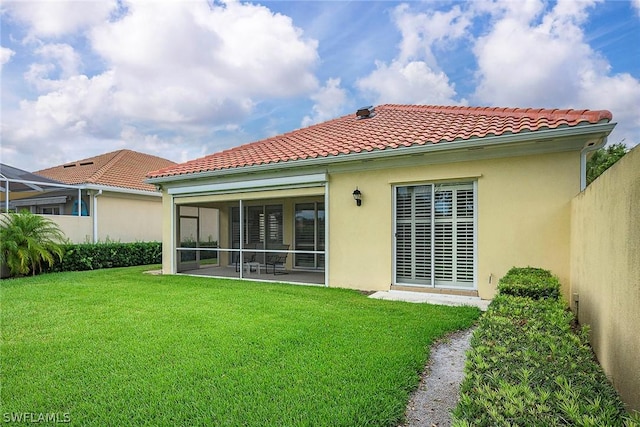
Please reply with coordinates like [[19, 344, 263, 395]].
[[1, 266, 480, 426]]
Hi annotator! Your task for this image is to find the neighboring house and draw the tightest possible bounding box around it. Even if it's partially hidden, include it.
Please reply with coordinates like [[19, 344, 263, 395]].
[[2, 162, 102, 219], [147, 104, 614, 299], [4, 149, 177, 243], [1, 163, 76, 215]]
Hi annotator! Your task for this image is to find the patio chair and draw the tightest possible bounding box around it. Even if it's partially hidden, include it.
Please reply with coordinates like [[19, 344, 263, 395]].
[[235, 242, 258, 272], [266, 244, 289, 275]]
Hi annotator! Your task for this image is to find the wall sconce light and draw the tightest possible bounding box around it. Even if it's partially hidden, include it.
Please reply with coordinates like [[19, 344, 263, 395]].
[[352, 187, 362, 206]]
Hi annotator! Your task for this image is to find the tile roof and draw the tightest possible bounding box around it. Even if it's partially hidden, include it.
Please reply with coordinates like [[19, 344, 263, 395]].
[[36, 149, 176, 192], [148, 104, 612, 179]]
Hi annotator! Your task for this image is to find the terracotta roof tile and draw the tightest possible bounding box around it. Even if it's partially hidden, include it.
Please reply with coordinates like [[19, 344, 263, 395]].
[[36, 149, 176, 192], [148, 104, 612, 179]]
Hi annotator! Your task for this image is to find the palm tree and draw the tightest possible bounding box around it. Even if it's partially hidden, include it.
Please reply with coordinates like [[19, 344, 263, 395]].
[[0, 210, 67, 277]]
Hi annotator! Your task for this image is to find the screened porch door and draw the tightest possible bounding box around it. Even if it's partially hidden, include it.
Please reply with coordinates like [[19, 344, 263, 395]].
[[395, 183, 475, 288]]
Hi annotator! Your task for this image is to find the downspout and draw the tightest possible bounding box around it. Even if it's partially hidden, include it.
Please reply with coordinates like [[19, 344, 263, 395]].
[[4, 179, 9, 212], [239, 199, 244, 279], [580, 137, 608, 191], [77, 188, 82, 216], [92, 190, 103, 243], [324, 180, 329, 287]]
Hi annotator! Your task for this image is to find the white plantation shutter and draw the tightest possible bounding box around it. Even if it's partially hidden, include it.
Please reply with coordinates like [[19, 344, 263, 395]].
[[455, 189, 475, 284], [414, 186, 432, 282], [395, 186, 432, 284], [395, 182, 475, 288], [434, 188, 454, 284], [434, 222, 453, 282]]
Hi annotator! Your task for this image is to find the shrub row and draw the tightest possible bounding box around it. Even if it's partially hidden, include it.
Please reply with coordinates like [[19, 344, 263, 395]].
[[497, 266, 560, 300], [452, 267, 637, 426], [44, 242, 161, 272]]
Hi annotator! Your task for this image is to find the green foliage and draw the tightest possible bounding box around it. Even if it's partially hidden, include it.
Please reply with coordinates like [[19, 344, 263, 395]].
[[498, 266, 561, 300], [586, 142, 628, 185], [44, 241, 161, 272], [0, 210, 66, 277], [452, 268, 637, 426]]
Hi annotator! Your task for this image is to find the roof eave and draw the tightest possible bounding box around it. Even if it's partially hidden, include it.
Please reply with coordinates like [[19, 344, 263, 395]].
[[83, 184, 162, 197], [146, 122, 615, 185]]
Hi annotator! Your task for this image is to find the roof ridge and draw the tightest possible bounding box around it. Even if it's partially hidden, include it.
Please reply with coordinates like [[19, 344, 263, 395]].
[[378, 104, 612, 121], [86, 149, 128, 184]]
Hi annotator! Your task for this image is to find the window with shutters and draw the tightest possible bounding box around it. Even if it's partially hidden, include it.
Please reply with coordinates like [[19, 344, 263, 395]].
[[395, 182, 475, 288]]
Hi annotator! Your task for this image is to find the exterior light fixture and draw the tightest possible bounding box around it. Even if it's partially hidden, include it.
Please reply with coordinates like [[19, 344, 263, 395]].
[[352, 187, 362, 206]]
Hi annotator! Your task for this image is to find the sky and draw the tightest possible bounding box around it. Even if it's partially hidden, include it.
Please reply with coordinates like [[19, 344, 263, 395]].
[[1, 0, 639, 172]]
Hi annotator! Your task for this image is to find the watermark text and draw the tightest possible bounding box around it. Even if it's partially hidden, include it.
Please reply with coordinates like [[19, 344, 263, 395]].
[[3, 412, 70, 424]]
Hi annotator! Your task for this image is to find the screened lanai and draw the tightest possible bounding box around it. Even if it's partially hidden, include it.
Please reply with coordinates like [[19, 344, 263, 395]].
[[171, 183, 327, 286]]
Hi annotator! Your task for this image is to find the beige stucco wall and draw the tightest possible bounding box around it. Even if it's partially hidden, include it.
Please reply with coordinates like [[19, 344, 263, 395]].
[[570, 145, 640, 412], [46, 214, 93, 243], [0, 213, 93, 244], [96, 192, 163, 242], [328, 151, 580, 299]]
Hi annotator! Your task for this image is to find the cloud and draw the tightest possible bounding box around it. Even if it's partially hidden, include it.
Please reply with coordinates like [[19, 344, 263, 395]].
[[1, 0, 320, 168], [357, 60, 459, 105], [0, 46, 15, 70], [301, 78, 348, 127], [633, 0, 640, 17], [3, 0, 119, 38], [87, 0, 319, 127], [24, 43, 83, 91], [470, 0, 640, 144], [393, 3, 470, 68], [355, 3, 469, 105], [578, 71, 640, 146]]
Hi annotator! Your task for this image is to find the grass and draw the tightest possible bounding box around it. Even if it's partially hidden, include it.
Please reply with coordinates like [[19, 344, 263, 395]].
[[1, 266, 480, 426]]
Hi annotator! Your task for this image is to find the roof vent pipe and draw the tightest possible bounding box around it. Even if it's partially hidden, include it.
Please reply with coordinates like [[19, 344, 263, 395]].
[[356, 106, 375, 119]]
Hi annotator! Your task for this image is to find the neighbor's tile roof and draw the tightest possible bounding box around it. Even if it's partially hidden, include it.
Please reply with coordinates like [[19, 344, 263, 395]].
[[36, 149, 176, 192], [148, 104, 612, 179]]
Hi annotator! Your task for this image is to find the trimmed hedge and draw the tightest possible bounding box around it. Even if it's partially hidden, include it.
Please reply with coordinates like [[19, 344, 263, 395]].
[[497, 266, 561, 300], [452, 267, 638, 426], [44, 242, 161, 272]]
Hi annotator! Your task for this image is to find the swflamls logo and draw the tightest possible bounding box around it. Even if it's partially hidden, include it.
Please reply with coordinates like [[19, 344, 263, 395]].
[[3, 412, 70, 423]]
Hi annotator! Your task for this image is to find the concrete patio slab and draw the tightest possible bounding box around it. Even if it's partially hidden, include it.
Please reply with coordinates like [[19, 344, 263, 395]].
[[369, 290, 490, 311]]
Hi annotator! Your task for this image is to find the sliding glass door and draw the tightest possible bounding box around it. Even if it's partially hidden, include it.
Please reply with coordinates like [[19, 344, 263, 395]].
[[395, 183, 475, 288]]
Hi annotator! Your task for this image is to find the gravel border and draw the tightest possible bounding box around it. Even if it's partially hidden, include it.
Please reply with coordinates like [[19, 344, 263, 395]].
[[401, 327, 475, 427]]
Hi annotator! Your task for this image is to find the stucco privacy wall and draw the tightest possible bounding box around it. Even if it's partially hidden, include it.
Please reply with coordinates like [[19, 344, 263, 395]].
[[0, 213, 93, 244], [96, 193, 163, 242], [47, 214, 93, 243], [328, 151, 580, 298], [570, 145, 640, 412]]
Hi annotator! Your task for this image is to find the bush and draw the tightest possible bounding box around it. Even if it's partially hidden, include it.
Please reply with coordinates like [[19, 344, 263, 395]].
[[44, 242, 161, 273], [452, 269, 638, 426], [0, 211, 66, 277], [497, 266, 561, 300]]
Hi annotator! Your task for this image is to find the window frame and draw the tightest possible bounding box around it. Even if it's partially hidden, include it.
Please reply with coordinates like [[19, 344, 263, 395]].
[[393, 181, 477, 289]]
